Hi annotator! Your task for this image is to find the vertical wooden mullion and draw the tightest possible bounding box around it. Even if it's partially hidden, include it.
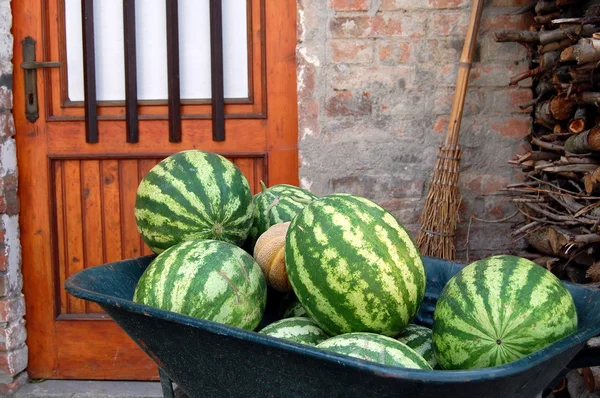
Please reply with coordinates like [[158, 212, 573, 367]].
[[166, 0, 182, 143], [81, 0, 98, 143], [123, 0, 139, 143], [210, 0, 225, 142]]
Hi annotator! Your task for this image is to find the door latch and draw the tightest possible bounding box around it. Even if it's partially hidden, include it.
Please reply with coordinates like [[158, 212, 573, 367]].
[[21, 36, 60, 122]]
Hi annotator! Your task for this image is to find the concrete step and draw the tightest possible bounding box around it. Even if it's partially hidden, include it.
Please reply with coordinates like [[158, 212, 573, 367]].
[[13, 380, 164, 398]]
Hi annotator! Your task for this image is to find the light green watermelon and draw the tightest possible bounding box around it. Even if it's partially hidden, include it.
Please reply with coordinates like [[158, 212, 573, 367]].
[[249, 182, 316, 248], [283, 297, 309, 318], [259, 317, 329, 346], [285, 193, 426, 337], [397, 324, 437, 368], [317, 332, 432, 370], [135, 150, 253, 253], [432, 255, 578, 370], [133, 239, 267, 330]]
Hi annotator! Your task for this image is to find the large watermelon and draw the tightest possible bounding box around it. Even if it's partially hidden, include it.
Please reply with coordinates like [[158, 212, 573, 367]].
[[259, 317, 329, 346], [285, 193, 426, 337], [316, 332, 432, 370], [135, 150, 253, 253], [432, 255, 578, 370], [249, 182, 316, 248], [133, 239, 267, 330], [397, 324, 437, 368]]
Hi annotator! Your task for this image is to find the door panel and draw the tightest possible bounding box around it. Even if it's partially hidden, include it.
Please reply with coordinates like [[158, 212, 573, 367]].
[[14, 0, 298, 379], [52, 155, 266, 320]]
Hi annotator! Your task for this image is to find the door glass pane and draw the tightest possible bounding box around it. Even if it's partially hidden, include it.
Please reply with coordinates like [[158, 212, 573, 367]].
[[64, 0, 249, 102]]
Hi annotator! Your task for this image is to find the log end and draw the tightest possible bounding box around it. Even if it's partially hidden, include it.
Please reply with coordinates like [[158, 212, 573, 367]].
[[568, 119, 586, 134], [560, 46, 576, 62], [583, 367, 600, 392]]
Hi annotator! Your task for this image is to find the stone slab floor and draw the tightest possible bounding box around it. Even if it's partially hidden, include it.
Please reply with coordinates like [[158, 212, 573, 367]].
[[10, 370, 600, 398]]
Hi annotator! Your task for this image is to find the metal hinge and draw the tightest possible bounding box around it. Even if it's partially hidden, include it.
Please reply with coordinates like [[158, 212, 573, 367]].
[[21, 36, 61, 122]]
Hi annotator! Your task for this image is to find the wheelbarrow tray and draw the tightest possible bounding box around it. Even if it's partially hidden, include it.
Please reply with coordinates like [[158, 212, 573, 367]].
[[64, 255, 600, 398]]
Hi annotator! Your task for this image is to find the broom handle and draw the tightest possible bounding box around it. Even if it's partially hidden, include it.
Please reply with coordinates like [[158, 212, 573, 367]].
[[445, 0, 485, 148]]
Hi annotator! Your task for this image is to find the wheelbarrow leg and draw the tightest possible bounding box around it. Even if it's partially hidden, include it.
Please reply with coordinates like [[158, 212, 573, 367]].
[[159, 368, 176, 398]]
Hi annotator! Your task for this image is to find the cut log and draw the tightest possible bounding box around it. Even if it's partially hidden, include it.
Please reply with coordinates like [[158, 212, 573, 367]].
[[552, 16, 600, 24], [555, 0, 583, 5], [569, 67, 600, 85], [564, 126, 600, 153], [532, 255, 565, 278], [560, 38, 600, 64], [531, 136, 565, 152], [535, 100, 559, 127], [539, 25, 600, 45], [540, 37, 572, 53], [586, 261, 600, 282], [530, 150, 562, 161], [535, 79, 557, 98], [584, 167, 600, 194], [535, 12, 561, 25], [551, 95, 577, 120], [494, 29, 539, 43], [526, 225, 598, 265], [588, 4, 600, 17], [566, 263, 588, 283], [568, 106, 589, 133], [583, 367, 600, 392], [527, 225, 572, 258], [574, 91, 600, 105], [552, 376, 570, 398], [567, 370, 600, 398], [542, 163, 599, 172], [536, 0, 558, 14], [587, 337, 600, 348]]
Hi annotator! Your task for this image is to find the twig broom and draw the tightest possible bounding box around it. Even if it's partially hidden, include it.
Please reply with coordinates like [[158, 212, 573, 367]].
[[416, 0, 485, 260]]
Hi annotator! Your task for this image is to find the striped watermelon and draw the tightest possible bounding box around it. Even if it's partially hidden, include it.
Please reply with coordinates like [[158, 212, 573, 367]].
[[432, 255, 578, 370], [397, 324, 437, 368], [249, 182, 316, 248], [283, 297, 309, 319], [259, 317, 329, 346], [316, 332, 432, 370], [133, 239, 267, 330], [285, 193, 426, 337], [135, 150, 253, 253]]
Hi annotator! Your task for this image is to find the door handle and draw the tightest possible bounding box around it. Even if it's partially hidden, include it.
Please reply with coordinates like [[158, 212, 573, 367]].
[[21, 36, 60, 122]]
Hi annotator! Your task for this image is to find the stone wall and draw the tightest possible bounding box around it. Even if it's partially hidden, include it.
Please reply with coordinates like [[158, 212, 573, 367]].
[[0, 0, 27, 395], [297, 0, 533, 261]]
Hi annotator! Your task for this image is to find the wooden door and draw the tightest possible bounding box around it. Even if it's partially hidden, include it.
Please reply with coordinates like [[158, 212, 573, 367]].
[[13, 0, 298, 380]]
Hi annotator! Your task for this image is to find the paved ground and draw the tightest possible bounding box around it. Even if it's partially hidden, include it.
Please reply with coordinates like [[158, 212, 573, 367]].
[[10, 370, 600, 397]]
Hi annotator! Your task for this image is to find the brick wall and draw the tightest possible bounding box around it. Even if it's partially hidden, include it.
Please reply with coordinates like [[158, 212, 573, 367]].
[[0, 0, 28, 395], [297, 0, 533, 261]]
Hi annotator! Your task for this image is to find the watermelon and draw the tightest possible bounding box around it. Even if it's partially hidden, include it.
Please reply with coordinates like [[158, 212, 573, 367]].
[[285, 193, 426, 337], [135, 150, 253, 253], [397, 324, 437, 368], [283, 297, 309, 318], [259, 317, 329, 346], [249, 182, 317, 248], [316, 332, 432, 370], [133, 239, 267, 330], [432, 255, 578, 370]]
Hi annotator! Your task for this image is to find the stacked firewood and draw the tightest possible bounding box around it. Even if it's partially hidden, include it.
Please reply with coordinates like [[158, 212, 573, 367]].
[[493, 0, 600, 286], [495, 3, 600, 394]]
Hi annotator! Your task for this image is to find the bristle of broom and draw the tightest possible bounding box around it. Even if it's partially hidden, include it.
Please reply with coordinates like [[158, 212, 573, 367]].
[[416, 146, 462, 260]]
